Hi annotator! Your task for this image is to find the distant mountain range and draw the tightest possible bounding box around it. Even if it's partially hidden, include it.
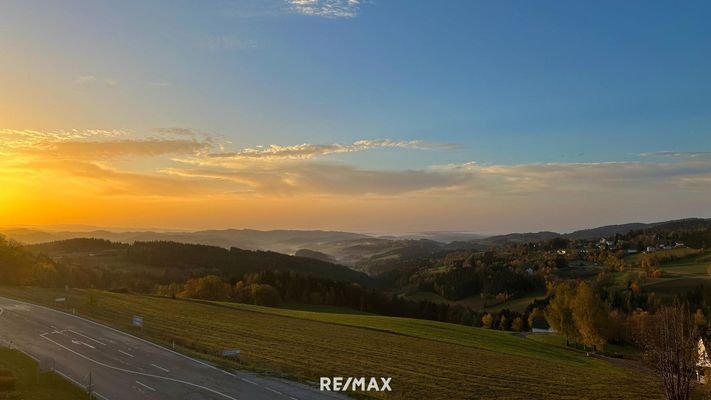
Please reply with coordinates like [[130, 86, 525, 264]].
[[3, 218, 710, 271], [1, 228, 369, 255]]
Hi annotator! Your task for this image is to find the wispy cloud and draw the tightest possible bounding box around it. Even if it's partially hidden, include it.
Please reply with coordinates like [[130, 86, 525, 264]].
[[3, 128, 710, 205], [0, 129, 215, 160], [287, 0, 363, 18], [204, 139, 460, 162], [163, 162, 465, 196], [75, 75, 98, 85], [640, 150, 711, 158], [74, 75, 119, 87]]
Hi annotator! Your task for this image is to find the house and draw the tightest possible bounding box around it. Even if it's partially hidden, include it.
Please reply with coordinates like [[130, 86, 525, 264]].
[[626, 249, 639, 254], [646, 246, 657, 253], [697, 338, 711, 383], [530, 316, 556, 334]]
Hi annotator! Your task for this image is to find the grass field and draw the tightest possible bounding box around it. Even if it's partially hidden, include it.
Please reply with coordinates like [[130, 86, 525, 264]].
[[0, 286, 663, 399], [661, 251, 711, 276], [0, 347, 88, 400], [642, 277, 711, 294], [404, 290, 541, 313], [625, 248, 704, 268]]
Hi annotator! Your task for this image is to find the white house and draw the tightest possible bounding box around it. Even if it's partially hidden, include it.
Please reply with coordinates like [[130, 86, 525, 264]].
[[530, 316, 556, 334]]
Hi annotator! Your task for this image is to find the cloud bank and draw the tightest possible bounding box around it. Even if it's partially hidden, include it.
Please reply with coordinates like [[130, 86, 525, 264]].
[[1, 128, 709, 232], [287, 0, 363, 18]]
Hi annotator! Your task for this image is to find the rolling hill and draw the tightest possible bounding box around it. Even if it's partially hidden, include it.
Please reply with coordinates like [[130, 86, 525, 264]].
[[25, 239, 374, 286]]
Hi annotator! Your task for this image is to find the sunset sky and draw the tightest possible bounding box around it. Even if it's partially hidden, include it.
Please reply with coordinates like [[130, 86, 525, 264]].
[[1, 0, 710, 234]]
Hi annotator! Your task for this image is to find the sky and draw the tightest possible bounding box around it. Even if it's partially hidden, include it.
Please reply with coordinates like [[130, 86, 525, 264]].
[[0, 0, 710, 234]]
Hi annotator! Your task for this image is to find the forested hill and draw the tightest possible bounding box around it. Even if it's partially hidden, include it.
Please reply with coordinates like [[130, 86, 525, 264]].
[[25, 239, 374, 286]]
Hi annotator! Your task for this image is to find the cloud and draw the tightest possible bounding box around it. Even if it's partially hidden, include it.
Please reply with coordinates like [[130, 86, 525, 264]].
[[75, 75, 98, 85], [3, 128, 710, 206], [7, 159, 219, 198], [38, 139, 211, 159], [163, 162, 466, 196], [205, 139, 460, 162], [0, 129, 215, 160], [74, 75, 119, 87], [640, 151, 711, 158], [287, 0, 363, 18], [435, 159, 711, 193]]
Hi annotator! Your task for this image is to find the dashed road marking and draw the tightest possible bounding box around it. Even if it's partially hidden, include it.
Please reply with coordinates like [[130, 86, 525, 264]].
[[69, 329, 107, 346], [135, 380, 157, 392], [265, 387, 283, 395], [118, 350, 135, 358], [40, 333, 238, 400], [151, 364, 169, 373], [71, 339, 96, 349]]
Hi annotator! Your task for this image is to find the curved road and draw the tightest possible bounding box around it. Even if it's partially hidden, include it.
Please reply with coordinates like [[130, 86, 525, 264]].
[[0, 296, 348, 400]]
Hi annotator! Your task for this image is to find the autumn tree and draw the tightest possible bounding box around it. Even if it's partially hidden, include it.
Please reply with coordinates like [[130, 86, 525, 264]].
[[570, 281, 609, 352], [545, 283, 576, 345], [250, 284, 281, 307], [482, 313, 493, 329], [639, 304, 697, 400], [695, 309, 707, 327]]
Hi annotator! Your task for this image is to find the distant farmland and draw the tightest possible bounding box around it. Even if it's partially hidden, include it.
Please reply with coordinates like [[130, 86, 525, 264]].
[[0, 287, 662, 399]]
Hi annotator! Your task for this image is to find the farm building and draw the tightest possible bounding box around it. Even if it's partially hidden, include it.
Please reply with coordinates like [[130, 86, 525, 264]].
[[530, 316, 556, 334]]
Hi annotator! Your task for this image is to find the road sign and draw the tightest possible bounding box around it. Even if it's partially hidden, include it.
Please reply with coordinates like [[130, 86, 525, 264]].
[[221, 349, 241, 358], [132, 315, 144, 328]]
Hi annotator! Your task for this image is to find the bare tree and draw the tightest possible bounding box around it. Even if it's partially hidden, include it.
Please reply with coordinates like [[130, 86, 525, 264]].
[[639, 304, 698, 400]]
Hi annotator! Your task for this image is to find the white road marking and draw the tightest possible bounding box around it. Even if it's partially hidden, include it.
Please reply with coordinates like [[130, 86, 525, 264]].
[[40, 334, 239, 400], [69, 329, 107, 346], [151, 363, 170, 373], [93, 392, 111, 400], [50, 325, 58, 329], [0, 297, 233, 377], [0, 307, 4, 317], [135, 380, 157, 392], [71, 339, 96, 349], [19, 350, 40, 363], [289, 397, 299, 400], [265, 387, 283, 395], [242, 378, 259, 386], [118, 350, 135, 358]]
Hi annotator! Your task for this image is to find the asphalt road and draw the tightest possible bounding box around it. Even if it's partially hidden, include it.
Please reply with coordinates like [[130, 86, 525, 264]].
[[0, 296, 348, 400]]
